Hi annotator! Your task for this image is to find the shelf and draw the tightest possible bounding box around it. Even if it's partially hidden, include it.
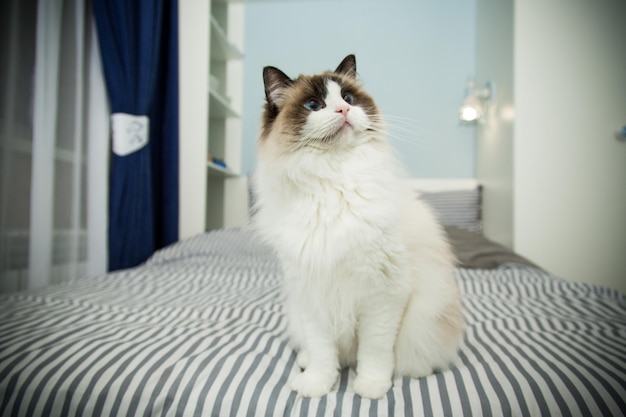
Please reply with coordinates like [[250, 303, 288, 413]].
[[207, 160, 238, 178], [210, 16, 243, 61], [209, 89, 239, 118]]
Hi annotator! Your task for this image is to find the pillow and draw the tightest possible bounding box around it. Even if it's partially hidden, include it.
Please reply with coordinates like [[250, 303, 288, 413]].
[[418, 188, 482, 233], [406, 178, 482, 233]]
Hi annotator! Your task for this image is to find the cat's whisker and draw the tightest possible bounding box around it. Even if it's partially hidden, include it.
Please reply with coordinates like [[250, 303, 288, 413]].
[[372, 113, 428, 127], [374, 114, 433, 146], [364, 121, 431, 150]]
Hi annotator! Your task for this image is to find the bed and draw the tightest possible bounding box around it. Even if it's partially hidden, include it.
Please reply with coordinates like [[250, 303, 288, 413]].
[[1, 180, 625, 417]]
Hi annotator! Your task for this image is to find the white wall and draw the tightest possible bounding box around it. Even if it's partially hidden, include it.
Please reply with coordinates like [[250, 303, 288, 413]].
[[478, 0, 626, 294], [475, 0, 514, 249], [514, 0, 626, 294], [178, 0, 210, 238], [241, 0, 477, 178]]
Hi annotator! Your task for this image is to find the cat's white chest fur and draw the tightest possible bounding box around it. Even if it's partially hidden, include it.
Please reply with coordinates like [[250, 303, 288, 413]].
[[256, 143, 401, 277]]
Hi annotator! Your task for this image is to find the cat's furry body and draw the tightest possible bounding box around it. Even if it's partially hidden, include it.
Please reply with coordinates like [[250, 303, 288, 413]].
[[254, 55, 464, 399]]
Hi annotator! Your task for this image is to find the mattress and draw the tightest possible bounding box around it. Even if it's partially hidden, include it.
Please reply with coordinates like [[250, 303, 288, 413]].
[[1, 227, 625, 416]]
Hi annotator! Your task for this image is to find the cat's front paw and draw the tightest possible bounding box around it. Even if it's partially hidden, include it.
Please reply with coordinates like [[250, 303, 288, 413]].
[[353, 374, 392, 399], [291, 370, 338, 398]]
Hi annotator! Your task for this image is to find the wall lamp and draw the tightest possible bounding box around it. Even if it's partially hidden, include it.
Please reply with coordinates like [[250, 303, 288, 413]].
[[459, 80, 495, 124]]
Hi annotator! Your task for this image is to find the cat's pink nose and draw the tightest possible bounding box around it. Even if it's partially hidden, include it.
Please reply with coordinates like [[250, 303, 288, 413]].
[[336, 105, 350, 115]]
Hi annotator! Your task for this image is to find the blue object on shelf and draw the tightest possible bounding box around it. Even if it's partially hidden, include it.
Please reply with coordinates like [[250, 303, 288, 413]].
[[210, 155, 227, 168]]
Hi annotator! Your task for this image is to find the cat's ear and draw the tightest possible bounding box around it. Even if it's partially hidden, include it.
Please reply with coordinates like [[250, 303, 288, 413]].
[[335, 54, 357, 78], [263, 66, 292, 109]]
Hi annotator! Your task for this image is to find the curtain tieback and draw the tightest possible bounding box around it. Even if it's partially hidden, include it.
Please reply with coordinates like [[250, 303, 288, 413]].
[[111, 113, 149, 156]]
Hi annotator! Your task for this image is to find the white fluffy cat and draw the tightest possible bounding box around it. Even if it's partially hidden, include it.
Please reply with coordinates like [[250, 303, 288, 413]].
[[254, 55, 464, 400]]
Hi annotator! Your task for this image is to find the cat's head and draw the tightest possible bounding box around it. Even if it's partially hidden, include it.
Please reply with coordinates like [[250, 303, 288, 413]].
[[260, 55, 382, 153]]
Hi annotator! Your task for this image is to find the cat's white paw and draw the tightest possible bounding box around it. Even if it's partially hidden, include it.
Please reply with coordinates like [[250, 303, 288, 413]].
[[291, 370, 338, 398], [296, 350, 309, 369], [353, 375, 392, 399]]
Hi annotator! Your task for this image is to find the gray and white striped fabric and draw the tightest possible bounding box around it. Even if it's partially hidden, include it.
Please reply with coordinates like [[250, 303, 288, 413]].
[[1, 228, 625, 417], [417, 189, 482, 233]]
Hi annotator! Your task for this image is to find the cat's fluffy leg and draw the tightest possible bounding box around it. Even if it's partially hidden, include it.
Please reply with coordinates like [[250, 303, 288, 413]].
[[296, 350, 309, 369], [394, 269, 464, 378], [285, 291, 308, 370], [353, 296, 406, 399], [290, 316, 340, 398]]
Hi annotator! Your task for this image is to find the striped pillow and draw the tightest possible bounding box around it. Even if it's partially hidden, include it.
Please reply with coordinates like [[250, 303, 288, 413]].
[[418, 189, 482, 232], [406, 179, 482, 233]]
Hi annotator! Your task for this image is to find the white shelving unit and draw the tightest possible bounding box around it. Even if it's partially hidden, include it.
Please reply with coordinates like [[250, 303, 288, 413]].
[[179, 0, 249, 239]]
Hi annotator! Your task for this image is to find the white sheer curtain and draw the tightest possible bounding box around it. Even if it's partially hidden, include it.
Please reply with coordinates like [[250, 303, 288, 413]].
[[0, 0, 108, 293]]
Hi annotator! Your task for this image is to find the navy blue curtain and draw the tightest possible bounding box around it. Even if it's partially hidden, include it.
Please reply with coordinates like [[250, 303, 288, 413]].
[[93, 0, 179, 271]]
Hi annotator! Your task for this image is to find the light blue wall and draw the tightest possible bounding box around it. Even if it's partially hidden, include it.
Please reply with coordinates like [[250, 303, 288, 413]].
[[241, 0, 476, 178]]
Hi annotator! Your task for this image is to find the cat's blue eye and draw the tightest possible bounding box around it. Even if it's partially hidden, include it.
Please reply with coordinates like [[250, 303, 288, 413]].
[[304, 99, 323, 112], [343, 93, 355, 105]]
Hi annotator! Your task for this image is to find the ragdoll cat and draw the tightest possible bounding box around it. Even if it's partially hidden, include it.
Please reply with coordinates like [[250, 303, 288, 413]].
[[254, 55, 464, 399]]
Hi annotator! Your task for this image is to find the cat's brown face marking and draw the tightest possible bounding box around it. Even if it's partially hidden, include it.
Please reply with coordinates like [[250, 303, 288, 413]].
[[260, 55, 381, 152]]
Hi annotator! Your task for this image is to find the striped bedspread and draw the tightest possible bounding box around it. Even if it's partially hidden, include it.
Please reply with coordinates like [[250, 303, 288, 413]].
[[1, 228, 625, 417]]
